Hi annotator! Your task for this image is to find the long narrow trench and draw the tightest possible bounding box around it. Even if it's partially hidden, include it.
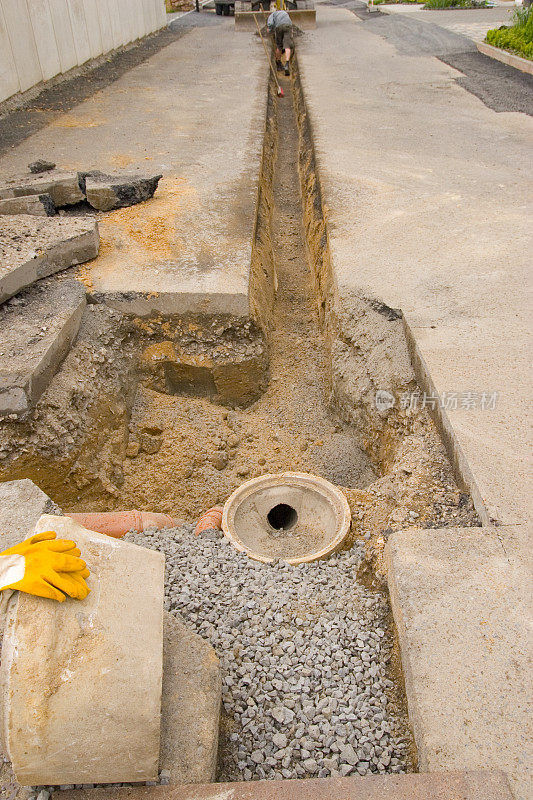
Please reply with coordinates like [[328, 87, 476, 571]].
[[261, 72, 376, 490], [112, 72, 377, 520], [127, 70, 415, 783]]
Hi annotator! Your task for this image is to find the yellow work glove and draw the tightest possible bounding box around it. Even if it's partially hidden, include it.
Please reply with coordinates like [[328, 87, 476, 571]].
[[0, 531, 90, 602]]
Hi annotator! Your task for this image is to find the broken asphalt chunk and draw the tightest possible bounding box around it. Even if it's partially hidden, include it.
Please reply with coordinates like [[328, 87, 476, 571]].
[[85, 172, 163, 211], [28, 160, 56, 174]]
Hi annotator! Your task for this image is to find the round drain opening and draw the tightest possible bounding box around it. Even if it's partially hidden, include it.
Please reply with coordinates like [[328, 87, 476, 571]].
[[222, 472, 351, 564], [267, 503, 298, 531]]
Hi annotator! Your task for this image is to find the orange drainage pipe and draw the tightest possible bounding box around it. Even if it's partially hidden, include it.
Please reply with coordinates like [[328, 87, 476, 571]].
[[67, 510, 178, 538], [194, 506, 223, 536]]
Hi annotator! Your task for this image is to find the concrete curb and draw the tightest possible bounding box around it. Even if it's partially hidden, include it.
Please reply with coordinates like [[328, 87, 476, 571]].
[[476, 41, 533, 75], [55, 771, 515, 799], [385, 526, 532, 800], [401, 315, 490, 526]]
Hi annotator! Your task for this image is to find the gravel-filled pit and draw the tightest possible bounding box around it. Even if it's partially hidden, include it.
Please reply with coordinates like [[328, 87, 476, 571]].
[[126, 525, 413, 782]]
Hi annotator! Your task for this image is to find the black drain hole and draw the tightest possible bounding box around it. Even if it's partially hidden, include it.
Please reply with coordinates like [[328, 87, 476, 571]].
[[267, 503, 298, 530]]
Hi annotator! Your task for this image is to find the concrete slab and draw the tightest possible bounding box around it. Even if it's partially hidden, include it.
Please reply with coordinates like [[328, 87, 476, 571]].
[[0, 170, 85, 206], [0, 514, 165, 786], [0, 194, 55, 216], [55, 770, 514, 799], [0, 215, 99, 304], [385, 526, 532, 800], [0, 479, 59, 552], [0, 280, 86, 416], [297, 5, 533, 526], [160, 611, 221, 783], [0, 20, 267, 319]]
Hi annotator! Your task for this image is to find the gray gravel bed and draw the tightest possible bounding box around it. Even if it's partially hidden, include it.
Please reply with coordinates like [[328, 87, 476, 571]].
[[126, 525, 411, 781]]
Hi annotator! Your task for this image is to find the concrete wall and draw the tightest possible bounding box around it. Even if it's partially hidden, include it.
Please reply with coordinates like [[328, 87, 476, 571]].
[[0, 0, 167, 104]]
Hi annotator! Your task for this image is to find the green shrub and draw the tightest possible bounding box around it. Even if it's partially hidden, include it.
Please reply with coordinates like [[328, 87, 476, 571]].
[[486, 6, 533, 60], [424, 0, 486, 9]]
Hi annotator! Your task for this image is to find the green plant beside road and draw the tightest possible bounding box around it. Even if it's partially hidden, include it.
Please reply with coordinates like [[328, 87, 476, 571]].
[[486, 6, 533, 59], [372, 0, 425, 5], [424, 0, 487, 8]]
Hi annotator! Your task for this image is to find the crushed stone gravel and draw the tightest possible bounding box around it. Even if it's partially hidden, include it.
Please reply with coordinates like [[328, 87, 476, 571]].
[[126, 524, 412, 781]]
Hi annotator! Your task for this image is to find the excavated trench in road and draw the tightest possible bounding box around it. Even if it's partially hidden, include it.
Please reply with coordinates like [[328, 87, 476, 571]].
[[0, 45, 481, 786]]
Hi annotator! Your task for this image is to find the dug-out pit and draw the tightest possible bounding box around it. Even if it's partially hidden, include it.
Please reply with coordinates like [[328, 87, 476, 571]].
[[0, 51, 480, 786]]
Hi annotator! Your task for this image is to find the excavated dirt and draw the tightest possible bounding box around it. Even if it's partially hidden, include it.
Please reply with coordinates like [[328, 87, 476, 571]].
[[117, 74, 378, 520], [0, 43, 485, 797], [0, 60, 479, 542]]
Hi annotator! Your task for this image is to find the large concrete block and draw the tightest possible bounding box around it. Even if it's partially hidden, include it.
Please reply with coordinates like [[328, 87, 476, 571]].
[[0, 515, 165, 786], [160, 612, 221, 784], [0, 215, 99, 305], [0, 479, 59, 552], [0, 280, 86, 416], [385, 526, 532, 800], [85, 173, 162, 212], [0, 171, 84, 207]]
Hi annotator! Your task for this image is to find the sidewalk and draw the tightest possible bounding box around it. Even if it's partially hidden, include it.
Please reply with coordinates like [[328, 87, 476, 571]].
[[381, 5, 515, 42], [299, 4, 532, 526], [0, 18, 267, 318]]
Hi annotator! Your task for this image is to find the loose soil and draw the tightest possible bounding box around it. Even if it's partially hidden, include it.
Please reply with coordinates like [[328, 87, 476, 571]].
[[117, 71, 376, 521]]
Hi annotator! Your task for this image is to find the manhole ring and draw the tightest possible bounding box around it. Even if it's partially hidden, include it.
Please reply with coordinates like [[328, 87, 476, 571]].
[[222, 471, 351, 565]]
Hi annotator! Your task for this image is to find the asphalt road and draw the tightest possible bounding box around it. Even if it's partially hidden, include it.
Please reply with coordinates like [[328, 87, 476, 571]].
[[325, 0, 533, 115]]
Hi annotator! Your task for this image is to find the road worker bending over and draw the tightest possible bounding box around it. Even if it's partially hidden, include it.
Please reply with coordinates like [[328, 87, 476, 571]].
[[0, 531, 90, 602], [267, 6, 294, 76]]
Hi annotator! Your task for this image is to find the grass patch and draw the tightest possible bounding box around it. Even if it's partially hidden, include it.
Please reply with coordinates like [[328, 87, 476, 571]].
[[486, 6, 533, 59]]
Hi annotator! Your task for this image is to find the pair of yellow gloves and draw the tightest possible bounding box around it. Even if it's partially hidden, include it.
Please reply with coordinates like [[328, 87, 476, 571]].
[[0, 531, 90, 602]]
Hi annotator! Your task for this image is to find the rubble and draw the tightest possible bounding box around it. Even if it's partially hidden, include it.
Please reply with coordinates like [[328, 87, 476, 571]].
[[0, 171, 85, 207], [85, 173, 163, 211], [28, 161, 56, 174], [128, 525, 413, 782], [0, 194, 56, 217]]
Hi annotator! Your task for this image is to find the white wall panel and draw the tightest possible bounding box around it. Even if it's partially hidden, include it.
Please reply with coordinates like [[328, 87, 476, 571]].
[[83, 0, 103, 58], [0, 4, 19, 101], [95, 0, 112, 53], [155, 0, 165, 28], [29, 0, 61, 81], [141, 0, 152, 33], [107, 0, 123, 49], [144, 0, 156, 33], [118, 0, 133, 46], [48, 0, 78, 73], [132, 0, 144, 41], [67, 0, 91, 65], [1, 0, 42, 92], [0, 0, 166, 103]]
